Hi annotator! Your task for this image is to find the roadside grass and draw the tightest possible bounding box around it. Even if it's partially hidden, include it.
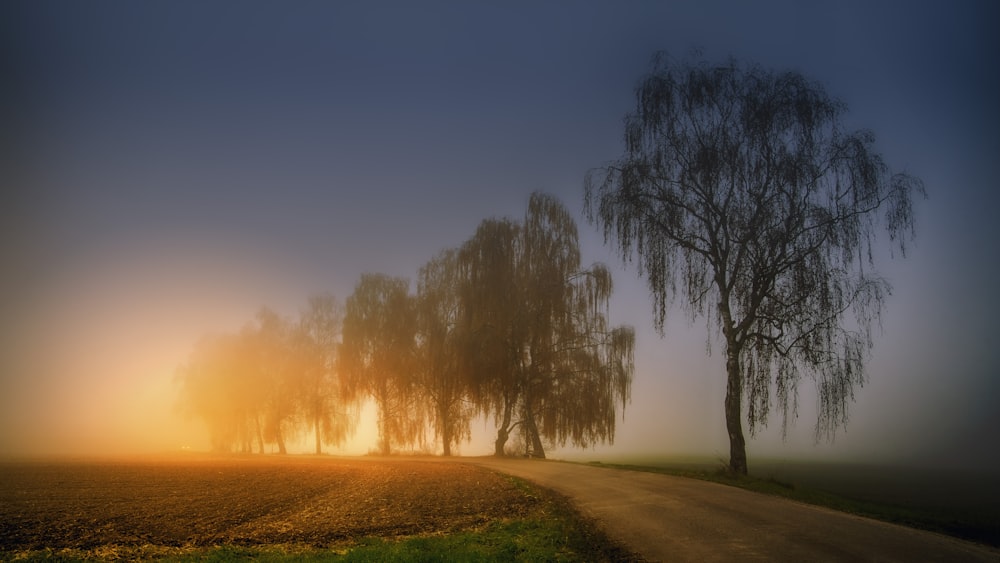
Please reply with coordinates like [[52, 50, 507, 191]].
[[586, 460, 999, 547], [3, 477, 639, 562]]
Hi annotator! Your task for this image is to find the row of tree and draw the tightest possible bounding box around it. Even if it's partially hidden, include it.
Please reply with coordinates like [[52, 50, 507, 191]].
[[179, 53, 922, 473], [174, 295, 355, 455], [176, 193, 635, 457]]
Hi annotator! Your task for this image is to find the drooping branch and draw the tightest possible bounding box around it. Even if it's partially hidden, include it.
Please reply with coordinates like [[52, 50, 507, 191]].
[[585, 52, 924, 473]]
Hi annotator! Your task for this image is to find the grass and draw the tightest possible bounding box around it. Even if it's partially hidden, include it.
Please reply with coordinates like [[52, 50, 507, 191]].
[[586, 460, 999, 547], [3, 476, 638, 562], [5, 520, 626, 562]]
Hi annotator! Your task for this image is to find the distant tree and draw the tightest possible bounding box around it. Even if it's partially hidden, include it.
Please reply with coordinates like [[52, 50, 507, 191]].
[[518, 194, 636, 458], [585, 54, 925, 474], [415, 248, 475, 456], [295, 294, 359, 454], [461, 193, 636, 458], [340, 274, 422, 455], [458, 217, 524, 456], [175, 334, 228, 452], [175, 331, 264, 453], [236, 326, 268, 454], [249, 307, 299, 454], [177, 300, 360, 456]]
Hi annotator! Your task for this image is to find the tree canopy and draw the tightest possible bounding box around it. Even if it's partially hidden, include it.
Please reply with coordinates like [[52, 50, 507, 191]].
[[340, 273, 423, 456], [585, 53, 925, 474], [461, 193, 635, 457], [415, 248, 475, 456], [296, 294, 358, 454]]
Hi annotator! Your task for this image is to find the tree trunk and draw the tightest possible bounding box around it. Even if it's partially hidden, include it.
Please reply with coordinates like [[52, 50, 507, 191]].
[[494, 427, 509, 456], [494, 394, 514, 456], [376, 387, 391, 456], [441, 421, 452, 456], [724, 340, 748, 475], [440, 403, 452, 456], [276, 429, 287, 455], [314, 416, 322, 455], [523, 412, 546, 459], [719, 293, 748, 476], [255, 415, 265, 454]]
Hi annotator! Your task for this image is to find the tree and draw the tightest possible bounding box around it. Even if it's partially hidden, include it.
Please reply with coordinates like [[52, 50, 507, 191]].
[[175, 333, 240, 453], [415, 249, 475, 455], [176, 299, 361, 456], [296, 294, 359, 454], [585, 54, 925, 474], [249, 307, 299, 454], [175, 330, 266, 454], [460, 193, 636, 458], [458, 217, 525, 456], [340, 273, 422, 455]]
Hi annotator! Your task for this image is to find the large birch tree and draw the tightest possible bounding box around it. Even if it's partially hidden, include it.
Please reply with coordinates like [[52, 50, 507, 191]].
[[585, 54, 924, 474]]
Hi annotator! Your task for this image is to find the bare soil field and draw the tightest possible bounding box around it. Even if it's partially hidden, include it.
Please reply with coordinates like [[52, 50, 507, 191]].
[[0, 455, 542, 553]]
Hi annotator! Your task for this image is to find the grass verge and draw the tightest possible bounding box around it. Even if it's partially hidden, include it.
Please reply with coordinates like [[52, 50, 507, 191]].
[[586, 460, 998, 548], [2, 476, 640, 562]]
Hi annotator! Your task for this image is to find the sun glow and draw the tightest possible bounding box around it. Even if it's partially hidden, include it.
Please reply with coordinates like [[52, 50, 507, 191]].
[[0, 239, 330, 458]]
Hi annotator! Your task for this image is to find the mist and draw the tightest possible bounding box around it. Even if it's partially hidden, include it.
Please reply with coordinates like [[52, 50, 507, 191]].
[[2, 1, 998, 472]]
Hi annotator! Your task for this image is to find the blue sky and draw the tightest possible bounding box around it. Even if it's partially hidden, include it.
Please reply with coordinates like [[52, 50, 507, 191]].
[[2, 1, 997, 466]]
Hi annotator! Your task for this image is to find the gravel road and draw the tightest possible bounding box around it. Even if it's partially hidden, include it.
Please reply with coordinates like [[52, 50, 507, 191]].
[[468, 457, 999, 562]]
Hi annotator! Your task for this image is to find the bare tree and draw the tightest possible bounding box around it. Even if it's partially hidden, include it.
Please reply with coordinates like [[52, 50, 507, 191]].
[[585, 53, 925, 474], [340, 274, 422, 455]]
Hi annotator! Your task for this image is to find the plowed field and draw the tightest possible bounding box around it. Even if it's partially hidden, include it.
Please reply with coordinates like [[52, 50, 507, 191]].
[[0, 456, 542, 552]]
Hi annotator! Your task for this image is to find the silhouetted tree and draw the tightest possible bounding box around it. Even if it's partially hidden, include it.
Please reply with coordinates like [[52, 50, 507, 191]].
[[340, 274, 422, 455], [415, 248, 475, 456], [585, 54, 925, 474], [461, 193, 636, 458], [458, 217, 524, 456], [295, 294, 359, 454]]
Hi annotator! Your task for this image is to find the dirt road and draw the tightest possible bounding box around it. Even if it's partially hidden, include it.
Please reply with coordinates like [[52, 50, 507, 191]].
[[468, 458, 999, 562]]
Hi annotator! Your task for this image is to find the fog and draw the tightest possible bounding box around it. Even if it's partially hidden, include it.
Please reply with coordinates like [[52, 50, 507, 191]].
[[2, 1, 998, 470]]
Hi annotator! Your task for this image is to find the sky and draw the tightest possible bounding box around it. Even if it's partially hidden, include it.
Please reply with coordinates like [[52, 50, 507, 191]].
[[2, 1, 998, 468]]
